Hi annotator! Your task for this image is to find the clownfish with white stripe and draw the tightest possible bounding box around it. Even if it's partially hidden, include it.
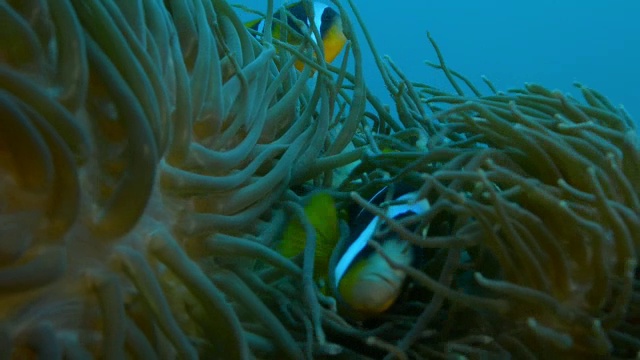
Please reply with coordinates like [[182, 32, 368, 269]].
[[245, 1, 347, 70], [276, 184, 429, 319], [333, 185, 430, 319]]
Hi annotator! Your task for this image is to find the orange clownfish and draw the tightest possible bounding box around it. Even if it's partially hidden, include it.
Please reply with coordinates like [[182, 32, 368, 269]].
[[246, 1, 347, 70], [334, 187, 430, 319], [277, 184, 430, 320]]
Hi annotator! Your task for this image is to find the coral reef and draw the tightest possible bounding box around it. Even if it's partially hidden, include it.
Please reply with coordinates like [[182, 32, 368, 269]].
[[0, 0, 638, 359]]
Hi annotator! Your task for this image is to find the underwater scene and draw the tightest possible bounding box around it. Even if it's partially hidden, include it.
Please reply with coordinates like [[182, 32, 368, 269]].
[[0, 0, 639, 359]]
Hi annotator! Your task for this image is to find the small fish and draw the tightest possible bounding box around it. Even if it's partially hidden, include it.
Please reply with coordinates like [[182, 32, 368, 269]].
[[246, 1, 347, 70], [278, 191, 340, 280], [333, 186, 430, 318], [277, 184, 429, 319]]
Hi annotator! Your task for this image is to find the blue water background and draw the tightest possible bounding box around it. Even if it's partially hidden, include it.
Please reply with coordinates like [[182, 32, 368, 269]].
[[235, 0, 640, 132]]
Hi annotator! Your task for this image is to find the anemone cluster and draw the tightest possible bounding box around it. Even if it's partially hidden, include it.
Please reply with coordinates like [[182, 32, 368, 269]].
[[0, 0, 363, 357], [338, 27, 640, 357], [1, 0, 639, 359]]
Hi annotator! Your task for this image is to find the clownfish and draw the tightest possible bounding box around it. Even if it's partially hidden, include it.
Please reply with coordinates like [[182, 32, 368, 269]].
[[277, 184, 429, 319], [278, 192, 340, 281], [245, 1, 347, 70], [334, 187, 430, 319]]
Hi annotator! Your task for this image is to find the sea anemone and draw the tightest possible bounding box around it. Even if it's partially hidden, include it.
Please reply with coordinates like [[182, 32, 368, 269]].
[[1, 0, 638, 359], [0, 0, 364, 357], [334, 20, 640, 357]]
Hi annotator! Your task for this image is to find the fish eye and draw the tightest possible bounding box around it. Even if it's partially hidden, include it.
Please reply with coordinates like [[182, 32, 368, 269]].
[[377, 221, 389, 234]]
